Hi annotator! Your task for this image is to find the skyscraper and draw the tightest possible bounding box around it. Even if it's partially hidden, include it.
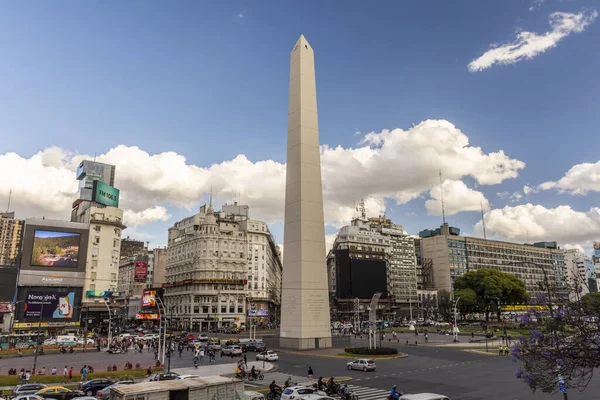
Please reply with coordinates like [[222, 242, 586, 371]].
[[279, 35, 332, 349], [76, 160, 116, 201], [0, 212, 24, 266]]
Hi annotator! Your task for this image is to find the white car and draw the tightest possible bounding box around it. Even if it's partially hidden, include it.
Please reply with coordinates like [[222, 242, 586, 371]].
[[281, 386, 326, 400], [222, 345, 243, 356], [77, 338, 95, 345], [346, 358, 376, 371], [43, 338, 56, 346], [400, 394, 450, 400], [300, 395, 335, 400], [176, 374, 200, 380], [142, 334, 159, 340], [256, 350, 278, 361]]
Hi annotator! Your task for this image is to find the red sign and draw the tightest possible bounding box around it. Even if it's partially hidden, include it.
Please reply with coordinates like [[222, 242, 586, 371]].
[[0, 303, 13, 313], [136, 313, 158, 320], [135, 262, 147, 283]]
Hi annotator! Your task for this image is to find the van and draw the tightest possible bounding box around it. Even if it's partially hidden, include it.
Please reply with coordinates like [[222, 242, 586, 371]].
[[400, 393, 450, 400], [56, 335, 78, 346]]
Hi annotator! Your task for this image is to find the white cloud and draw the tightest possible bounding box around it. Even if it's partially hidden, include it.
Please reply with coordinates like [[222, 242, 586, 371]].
[[496, 190, 524, 203], [468, 10, 598, 72], [0, 119, 524, 231], [237, 12, 245, 19], [540, 160, 600, 195], [529, 0, 547, 12], [124, 206, 171, 227], [425, 180, 490, 216], [475, 203, 600, 245], [523, 184, 539, 195], [564, 243, 585, 253]]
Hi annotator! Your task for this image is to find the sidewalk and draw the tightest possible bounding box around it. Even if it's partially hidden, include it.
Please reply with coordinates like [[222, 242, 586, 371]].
[[172, 361, 274, 377]]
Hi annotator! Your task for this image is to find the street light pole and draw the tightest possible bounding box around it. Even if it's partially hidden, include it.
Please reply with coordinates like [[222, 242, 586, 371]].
[[103, 299, 112, 351], [453, 297, 460, 343], [32, 302, 44, 375]]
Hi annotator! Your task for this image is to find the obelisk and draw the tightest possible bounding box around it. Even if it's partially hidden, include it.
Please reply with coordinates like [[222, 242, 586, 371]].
[[279, 35, 332, 350]]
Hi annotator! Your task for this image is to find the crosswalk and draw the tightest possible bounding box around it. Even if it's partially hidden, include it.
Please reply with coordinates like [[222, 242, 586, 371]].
[[258, 373, 390, 399]]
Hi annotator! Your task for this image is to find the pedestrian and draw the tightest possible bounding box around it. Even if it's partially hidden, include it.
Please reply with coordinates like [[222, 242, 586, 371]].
[[69, 367, 73, 382], [25, 370, 31, 383], [425, 333, 429, 343], [243, 353, 247, 365], [471, 332, 475, 339], [18, 369, 24, 384], [498, 346, 503, 356], [200, 348, 205, 363], [63, 366, 68, 382], [308, 366, 313, 383], [51, 366, 57, 375], [82, 365, 88, 381]]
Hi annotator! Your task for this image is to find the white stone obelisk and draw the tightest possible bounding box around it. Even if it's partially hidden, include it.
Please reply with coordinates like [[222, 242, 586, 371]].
[[279, 35, 332, 350]]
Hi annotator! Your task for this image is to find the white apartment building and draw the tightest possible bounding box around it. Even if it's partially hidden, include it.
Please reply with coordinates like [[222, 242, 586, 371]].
[[165, 203, 282, 330], [565, 249, 593, 300], [71, 201, 124, 305]]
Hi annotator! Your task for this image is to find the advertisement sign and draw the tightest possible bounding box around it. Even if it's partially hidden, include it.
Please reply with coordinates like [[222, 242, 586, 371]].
[[24, 291, 75, 319], [248, 309, 269, 317], [135, 262, 148, 283], [142, 289, 157, 308], [31, 230, 80, 268], [86, 291, 121, 298], [18, 271, 86, 287], [136, 313, 159, 320], [13, 321, 80, 329], [92, 181, 120, 208], [0, 303, 13, 313], [593, 242, 600, 264]]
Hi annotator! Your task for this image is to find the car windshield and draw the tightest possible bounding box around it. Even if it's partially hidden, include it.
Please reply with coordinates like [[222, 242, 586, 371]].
[[283, 389, 293, 395], [366, 360, 374, 364]]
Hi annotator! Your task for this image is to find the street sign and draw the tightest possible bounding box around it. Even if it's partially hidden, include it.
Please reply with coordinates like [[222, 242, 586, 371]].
[[559, 381, 566, 393]]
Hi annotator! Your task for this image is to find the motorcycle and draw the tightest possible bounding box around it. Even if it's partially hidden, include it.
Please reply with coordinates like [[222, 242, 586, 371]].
[[325, 383, 341, 396], [388, 392, 404, 400], [247, 371, 265, 381], [265, 388, 281, 400]]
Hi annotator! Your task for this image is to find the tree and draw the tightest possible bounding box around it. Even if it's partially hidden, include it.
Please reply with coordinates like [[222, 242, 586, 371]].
[[454, 269, 528, 321], [437, 290, 453, 321], [454, 288, 479, 320], [512, 268, 600, 395]]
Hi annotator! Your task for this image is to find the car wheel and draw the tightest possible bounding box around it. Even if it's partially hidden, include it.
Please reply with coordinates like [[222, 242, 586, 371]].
[[86, 390, 93, 396], [347, 365, 352, 370], [363, 367, 367, 372]]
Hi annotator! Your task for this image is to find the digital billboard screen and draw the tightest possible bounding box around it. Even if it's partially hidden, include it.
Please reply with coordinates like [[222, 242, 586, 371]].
[[31, 230, 80, 268], [142, 289, 157, 307], [335, 249, 387, 299], [92, 181, 120, 208], [24, 291, 76, 319]]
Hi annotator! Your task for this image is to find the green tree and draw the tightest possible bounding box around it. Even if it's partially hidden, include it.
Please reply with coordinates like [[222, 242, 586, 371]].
[[454, 288, 479, 320], [437, 290, 453, 321], [581, 292, 600, 309], [453, 269, 528, 321]]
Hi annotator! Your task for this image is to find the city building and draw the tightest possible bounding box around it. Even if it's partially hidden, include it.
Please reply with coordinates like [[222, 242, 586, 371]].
[[165, 203, 282, 331], [0, 212, 24, 266], [565, 249, 592, 299], [327, 210, 418, 321], [120, 237, 146, 259], [71, 160, 125, 325], [419, 223, 567, 302], [76, 160, 116, 201], [146, 247, 167, 289], [117, 253, 148, 320]]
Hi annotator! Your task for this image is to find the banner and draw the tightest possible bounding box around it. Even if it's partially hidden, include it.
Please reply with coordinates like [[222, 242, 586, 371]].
[[248, 309, 269, 317], [135, 262, 147, 283], [92, 181, 120, 208], [136, 313, 159, 320], [24, 291, 75, 319]]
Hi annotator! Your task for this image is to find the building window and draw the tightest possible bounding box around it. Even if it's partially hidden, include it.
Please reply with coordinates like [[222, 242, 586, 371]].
[[94, 225, 101, 232], [194, 306, 199, 314], [93, 236, 100, 245], [229, 306, 234, 313], [237, 305, 243, 313], [202, 306, 209, 313], [212, 306, 217, 313], [221, 305, 226, 313]]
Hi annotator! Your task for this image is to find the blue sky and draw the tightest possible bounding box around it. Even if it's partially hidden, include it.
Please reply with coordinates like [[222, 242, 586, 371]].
[[1, 1, 599, 253], [34, 230, 79, 239]]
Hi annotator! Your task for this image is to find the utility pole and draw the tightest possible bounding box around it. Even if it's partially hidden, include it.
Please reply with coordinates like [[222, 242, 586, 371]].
[[103, 299, 112, 351], [32, 302, 44, 374], [453, 297, 460, 343]]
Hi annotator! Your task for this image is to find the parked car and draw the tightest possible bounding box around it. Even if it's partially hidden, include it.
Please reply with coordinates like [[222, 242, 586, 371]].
[[96, 381, 134, 399], [12, 384, 48, 397], [247, 342, 266, 352], [222, 345, 243, 356], [12, 395, 45, 400], [299, 395, 335, 400], [256, 350, 278, 361], [207, 341, 221, 351], [280, 386, 326, 400], [76, 338, 95, 346], [141, 334, 159, 341], [43, 338, 57, 346], [149, 372, 180, 381], [225, 339, 240, 346], [346, 359, 376, 371], [35, 386, 85, 400], [79, 380, 114, 397]]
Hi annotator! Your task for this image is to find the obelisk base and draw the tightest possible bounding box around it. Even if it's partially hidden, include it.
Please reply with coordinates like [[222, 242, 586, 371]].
[[278, 336, 332, 350]]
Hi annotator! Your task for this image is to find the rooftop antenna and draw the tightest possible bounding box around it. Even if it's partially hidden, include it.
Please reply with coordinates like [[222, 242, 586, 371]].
[[439, 168, 446, 225], [146, 241, 150, 250], [6, 189, 12, 212], [481, 201, 487, 239]]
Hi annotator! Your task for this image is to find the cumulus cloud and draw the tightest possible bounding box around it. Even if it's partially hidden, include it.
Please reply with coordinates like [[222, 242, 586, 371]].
[[474, 203, 600, 245], [523, 184, 539, 196], [468, 10, 598, 72], [496, 190, 524, 203], [426, 180, 490, 216], [564, 243, 585, 253], [540, 160, 600, 195], [0, 119, 524, 230], [124, 206, 171, 227]]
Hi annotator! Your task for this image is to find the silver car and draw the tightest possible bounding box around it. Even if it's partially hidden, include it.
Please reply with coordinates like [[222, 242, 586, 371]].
[[346, 358, 376, 371], [12, 395, 44, 400], [222, 345, 242, 356]]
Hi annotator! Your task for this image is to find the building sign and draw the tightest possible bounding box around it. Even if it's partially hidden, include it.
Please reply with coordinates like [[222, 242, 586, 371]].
[[0, 303, 13, 313], [31, 230, 80, 268], [24, 291, 75, 319], [164, 278, 246, 287], [593, 242, 600, 264], [142, 289, 157, 307], [92, 181, 120, 208], [86, 291, 121, 298], [18, 271, 86, 287], [135, 262, 147, 283], [248, 309, 269, 317], [136, 313, 159, 320]]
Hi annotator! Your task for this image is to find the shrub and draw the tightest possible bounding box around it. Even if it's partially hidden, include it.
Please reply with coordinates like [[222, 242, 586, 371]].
[[344, 347, 398, 355]]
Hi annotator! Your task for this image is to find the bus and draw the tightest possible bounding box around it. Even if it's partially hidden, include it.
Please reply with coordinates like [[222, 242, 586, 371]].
[[0, 333, 44, 350]]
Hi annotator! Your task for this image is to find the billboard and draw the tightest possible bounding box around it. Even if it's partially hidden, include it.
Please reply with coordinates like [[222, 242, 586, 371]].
[[16, 287, 82, 322], [135, 262, 148, 282], [92, 181, 120, 208], [136, 313, 159, 320], [335, 249, 387, 299], [593, 241, 600, 264], [31, 230, 80, 268], [248, 309, 269, 317], [142, 289, 157, 308]]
